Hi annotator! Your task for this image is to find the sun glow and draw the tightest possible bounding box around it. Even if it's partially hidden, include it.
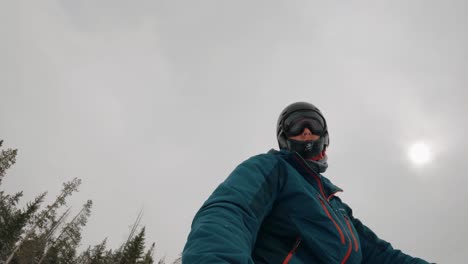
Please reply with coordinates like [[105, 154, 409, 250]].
[[408, 142, 432, 165]]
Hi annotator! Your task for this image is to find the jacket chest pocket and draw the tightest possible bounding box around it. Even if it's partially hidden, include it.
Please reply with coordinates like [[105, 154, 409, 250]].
[[317, 195, 347, 245], [329, 200, 360, 253]]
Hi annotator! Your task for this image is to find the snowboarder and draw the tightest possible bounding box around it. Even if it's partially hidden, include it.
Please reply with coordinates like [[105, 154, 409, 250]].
[[182, 102, 433, 263]]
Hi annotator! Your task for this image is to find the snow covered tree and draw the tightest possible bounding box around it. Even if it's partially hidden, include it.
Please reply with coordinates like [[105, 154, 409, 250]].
[[0, 140, 17, 180], [119, 227, 146, 264], [5, 178, 82, 263], [0, 192, 45, 259], [77, 238, 116, 264], [88, 238, 110, 264], [140, 242, 155, 264], [38, 200, 93, 263], [0, 140, 45, 260], [1, 140, 159, 264]]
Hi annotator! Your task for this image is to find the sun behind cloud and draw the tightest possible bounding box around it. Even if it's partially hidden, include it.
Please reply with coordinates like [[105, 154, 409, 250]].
[[408, 142, 432, 166]]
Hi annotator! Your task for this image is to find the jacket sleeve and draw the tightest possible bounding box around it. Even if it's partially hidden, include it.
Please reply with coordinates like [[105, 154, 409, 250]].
[[182, 154, 284, 264], [342, 202, 432, 264]]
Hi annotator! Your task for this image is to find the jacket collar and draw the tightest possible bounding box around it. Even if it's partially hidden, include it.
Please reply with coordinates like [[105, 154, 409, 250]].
[[268, 149, 343, 198]]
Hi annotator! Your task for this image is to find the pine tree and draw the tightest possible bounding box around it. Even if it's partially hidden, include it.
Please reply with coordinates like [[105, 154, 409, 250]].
[[1, 140, 160, 264], [120, 227, 146, 264], [76, 237, 110, 264], [13, 232, 48, 263], [4, 178, 82, 263], [39, 200, 93, 264], [0, 140, 17, 180], [110, 248, 123, 263], [75, 245, 92, 264], [139, 242, 155, 264], [89, 238, 108, 264], [0, 192, 45, 258], [34, 178, 82, 230], [0, 140, 45, 260]]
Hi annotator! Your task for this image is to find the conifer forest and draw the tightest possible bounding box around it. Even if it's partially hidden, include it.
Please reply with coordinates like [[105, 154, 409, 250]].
[[0, 140, 181, 264]]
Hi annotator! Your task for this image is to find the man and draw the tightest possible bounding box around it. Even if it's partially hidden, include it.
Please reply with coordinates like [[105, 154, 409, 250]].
[[183, 102, 432, 263]]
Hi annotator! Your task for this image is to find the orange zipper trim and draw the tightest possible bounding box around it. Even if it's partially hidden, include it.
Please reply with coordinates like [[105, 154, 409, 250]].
[[327, 190, 342, 201], [294, 154, 354, 262], [282, 237, 302, 264], [344, 216, 359, 252], [340, 235, 353, 264], [318, 198, 345, 244]]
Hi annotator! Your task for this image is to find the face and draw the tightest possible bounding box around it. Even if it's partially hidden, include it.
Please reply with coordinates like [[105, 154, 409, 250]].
[[288, 128, 320, 141]]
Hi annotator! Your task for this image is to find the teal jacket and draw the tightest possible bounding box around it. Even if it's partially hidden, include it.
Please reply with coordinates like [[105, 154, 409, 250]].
[[183, 149, 431, 264]]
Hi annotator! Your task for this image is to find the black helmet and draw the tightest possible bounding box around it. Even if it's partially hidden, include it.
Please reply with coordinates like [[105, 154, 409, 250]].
[[276, 102, 329, 150]]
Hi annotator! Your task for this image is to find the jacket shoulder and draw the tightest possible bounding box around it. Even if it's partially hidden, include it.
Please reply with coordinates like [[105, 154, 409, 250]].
[[224, 151, 287, 187], [246, 150, 283, 163], [237, 150, 287, 172]]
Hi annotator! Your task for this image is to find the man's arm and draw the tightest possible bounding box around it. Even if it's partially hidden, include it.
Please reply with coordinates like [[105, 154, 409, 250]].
[[341, 202, 432, 264], [182, 154, 284, 263]]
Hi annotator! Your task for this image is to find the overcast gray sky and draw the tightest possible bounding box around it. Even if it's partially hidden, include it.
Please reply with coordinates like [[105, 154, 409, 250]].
[[2, 1, 467, 263]]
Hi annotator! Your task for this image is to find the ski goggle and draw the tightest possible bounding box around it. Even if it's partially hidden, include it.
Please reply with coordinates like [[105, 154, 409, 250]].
[[284, 111, 326, 137]]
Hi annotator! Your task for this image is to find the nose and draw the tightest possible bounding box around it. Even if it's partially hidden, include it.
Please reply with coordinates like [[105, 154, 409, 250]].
[[288, 127, 320, 141], [302, 128, 312, 135]]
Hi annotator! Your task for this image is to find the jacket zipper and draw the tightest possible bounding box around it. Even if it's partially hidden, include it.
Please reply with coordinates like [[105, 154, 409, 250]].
[[318, 196, 345, 244], [334, 213, 353, 264], [294, 153, 353, 262], [282, 237, 302, 264], [344, 215, 359, 252], [340, 234, 353, 264], [293, 155, 328, 199]]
